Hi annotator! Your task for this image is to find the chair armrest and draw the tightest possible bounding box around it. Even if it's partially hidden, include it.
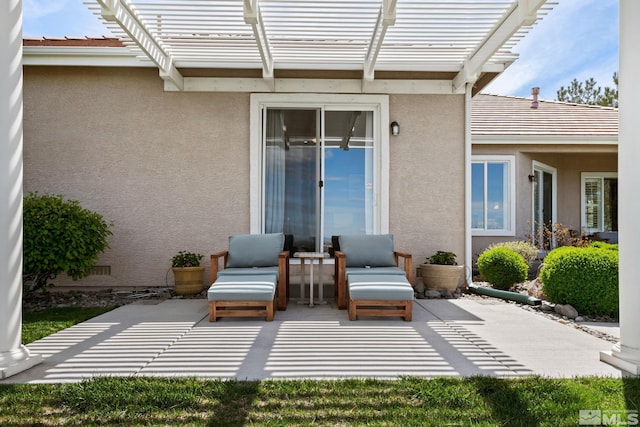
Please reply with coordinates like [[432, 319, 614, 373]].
[[394, 251, 413, 283], [210, 251, 229, 285], [277, 250, 290, 310], [334, 251, 347, 309]]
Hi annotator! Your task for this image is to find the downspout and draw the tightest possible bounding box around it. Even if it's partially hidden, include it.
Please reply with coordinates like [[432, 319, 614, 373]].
[[464, 83, 473, 286]]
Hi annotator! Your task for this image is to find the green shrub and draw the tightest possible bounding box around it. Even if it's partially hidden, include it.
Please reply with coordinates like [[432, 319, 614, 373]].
[[487, 241, 538, 266], [23, 192, 112, 293], [477, 247, 528, 290], [540, 245, 618, 317]]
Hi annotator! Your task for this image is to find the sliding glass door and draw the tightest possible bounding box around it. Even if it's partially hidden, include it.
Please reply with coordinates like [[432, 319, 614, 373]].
[[263, 107, 375, 253]]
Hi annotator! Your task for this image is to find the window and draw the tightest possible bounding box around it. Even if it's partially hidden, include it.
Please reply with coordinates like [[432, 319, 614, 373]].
[[250, 94, 390, 252], [581, 173, 618, 233], [471, 155, 515, 236]]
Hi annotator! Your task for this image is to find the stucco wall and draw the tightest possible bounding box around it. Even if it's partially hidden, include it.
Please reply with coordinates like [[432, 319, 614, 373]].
[[472, 144, 617, 258], [389, 94, 466, 269], [24, 67, 251, 288], [23, 67, 466, 289]]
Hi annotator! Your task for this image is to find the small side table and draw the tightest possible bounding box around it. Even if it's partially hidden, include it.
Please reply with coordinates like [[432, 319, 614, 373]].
[[294, 252, 329, 307]]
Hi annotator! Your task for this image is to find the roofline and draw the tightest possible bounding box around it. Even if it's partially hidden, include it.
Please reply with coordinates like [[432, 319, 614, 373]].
[[23, 46, 151, 67], [473, 135, 618, 145]]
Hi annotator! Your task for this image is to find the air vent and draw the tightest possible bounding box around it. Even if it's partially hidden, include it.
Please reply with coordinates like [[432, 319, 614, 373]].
[[89, 265, 111, 276]]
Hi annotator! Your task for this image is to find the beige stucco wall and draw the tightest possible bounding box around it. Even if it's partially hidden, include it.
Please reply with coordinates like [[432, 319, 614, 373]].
[[472, 144, 617, 258], [23, 66, 466, 289]]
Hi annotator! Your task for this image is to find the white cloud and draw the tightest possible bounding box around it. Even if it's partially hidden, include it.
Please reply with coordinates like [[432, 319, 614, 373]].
[[485, 0, 618, 99], [23, 0, 68, 19]]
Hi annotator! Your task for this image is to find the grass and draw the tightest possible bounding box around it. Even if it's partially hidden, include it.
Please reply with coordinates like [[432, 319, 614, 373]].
[[0, 376, 638, 426], [22, 306, 115, 344], [9, 306, 640, 426]]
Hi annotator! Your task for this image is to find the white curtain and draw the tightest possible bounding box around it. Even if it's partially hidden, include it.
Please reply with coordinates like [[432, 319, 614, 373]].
[[265, 110, 286, 233]]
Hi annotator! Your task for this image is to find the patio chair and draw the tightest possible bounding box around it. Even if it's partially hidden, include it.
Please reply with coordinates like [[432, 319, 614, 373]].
[[208, 233, 290, 321], [334, 234, 413, 320]]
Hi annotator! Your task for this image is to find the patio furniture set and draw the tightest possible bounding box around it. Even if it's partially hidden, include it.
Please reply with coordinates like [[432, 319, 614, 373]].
[[207, 233, 414, 322]]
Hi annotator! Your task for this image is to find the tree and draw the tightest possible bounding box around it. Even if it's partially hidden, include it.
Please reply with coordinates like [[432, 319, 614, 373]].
[[556, 72, 618, 107], [23, 192, 113, 293]]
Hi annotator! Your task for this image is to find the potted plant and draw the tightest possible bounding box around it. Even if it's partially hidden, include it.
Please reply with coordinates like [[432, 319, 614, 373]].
[[420, 251, 465, 292], [171, 251, 205, 296]]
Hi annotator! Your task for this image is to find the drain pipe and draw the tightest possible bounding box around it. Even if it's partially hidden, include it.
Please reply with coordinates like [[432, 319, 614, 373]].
[[468, 283, 542, 306], [464, 83, 473, 286]]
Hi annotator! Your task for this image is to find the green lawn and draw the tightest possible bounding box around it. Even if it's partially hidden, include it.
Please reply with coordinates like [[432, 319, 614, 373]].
[[22, 306, 116, 344], [8, 306, 639, 426], [1, 376, 638, 426]]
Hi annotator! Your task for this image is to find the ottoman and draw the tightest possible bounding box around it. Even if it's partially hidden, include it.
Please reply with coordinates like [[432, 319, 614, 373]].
[[347, 274, 414, 321], [208, 274, 277, 321]]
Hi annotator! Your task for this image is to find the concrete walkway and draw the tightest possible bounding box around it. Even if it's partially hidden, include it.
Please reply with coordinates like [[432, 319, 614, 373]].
[[2, 298, 625, 383]]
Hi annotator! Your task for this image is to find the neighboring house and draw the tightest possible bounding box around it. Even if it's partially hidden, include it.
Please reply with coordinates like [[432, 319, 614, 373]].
[[471, 93, 618, 258], [19, 2, 557, 289]]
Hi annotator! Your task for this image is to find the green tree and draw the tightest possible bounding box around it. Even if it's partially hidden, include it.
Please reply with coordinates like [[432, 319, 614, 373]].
[[23, 192, 113, 293], [556, 72, 618, 107]]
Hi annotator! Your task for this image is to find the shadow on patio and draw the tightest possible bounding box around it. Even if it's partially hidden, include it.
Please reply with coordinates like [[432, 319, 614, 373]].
[[3, 298, 622, 383]]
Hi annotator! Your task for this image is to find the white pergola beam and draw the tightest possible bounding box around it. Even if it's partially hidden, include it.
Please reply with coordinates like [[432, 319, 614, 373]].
[[98, 0, 184, 91], [453, 0, 545, 91], [244, 0, 274, 85], [363, 0, 397, 83]]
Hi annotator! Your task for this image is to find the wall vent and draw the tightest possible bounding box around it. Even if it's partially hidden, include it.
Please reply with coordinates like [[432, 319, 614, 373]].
[[89, 265, 111, 276]]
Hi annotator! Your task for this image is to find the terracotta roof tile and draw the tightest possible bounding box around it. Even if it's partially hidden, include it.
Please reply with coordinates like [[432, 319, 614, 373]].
[[472, 93, 618, 137], [23, 37, 125, 48]]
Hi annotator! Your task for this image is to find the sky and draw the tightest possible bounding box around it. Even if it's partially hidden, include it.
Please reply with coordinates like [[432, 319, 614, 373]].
[[22, 0, 619, 101]]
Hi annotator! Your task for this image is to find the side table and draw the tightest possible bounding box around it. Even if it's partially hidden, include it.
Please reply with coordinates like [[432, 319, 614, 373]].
[[294, 252, 329, 307]]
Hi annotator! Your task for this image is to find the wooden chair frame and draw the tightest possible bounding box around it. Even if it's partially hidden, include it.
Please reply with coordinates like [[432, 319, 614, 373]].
[[210, 250, 290, 311], [208, 298, 275, 322], [348, 299, 412, 321]]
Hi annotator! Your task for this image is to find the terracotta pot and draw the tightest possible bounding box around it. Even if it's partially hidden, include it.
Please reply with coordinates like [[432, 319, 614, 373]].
[[172, 266, 205, 295], [420, 264, 464, 291]]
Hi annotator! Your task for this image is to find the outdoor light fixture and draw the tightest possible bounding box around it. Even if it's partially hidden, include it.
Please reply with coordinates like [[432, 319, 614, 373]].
[[528, 174, 536, 182], [390, 121, 400, 136]]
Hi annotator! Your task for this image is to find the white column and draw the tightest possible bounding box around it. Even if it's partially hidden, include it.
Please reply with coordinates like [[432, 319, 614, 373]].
[[0, 0, 41, 379], [600, 0, 640, 375]]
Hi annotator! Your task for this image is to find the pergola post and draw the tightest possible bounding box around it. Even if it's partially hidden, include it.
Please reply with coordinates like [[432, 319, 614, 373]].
[[0, 0, 41, 379], [600, 0, 640, 375]]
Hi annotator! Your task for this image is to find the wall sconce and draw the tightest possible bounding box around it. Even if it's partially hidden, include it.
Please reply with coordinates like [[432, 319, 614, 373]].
[[390, 121, 400, 136], [528, 174, 536, 182]]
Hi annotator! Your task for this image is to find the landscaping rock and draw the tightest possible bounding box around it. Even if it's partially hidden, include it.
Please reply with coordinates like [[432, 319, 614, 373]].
[[540, 301, 554, 312], [425, 290, 442, 299], [554, 304, 579, 319]]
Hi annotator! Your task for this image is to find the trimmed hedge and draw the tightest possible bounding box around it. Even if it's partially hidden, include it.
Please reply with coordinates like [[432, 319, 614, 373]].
[[477, 247, 529, 290], [540, 243, 618, 317], [487, 241, 538, 266], [23, 192, 112, 293]]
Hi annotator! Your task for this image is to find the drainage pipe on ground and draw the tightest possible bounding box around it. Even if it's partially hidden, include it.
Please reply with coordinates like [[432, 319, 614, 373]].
[[468, 283, 542, 306]]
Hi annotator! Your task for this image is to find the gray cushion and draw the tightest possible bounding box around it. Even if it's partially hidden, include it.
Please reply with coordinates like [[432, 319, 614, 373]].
[[338, 234, 396, 268], [346, 267, 406, 279], [226, 233, 284, 268], [347, 274, 414, 301], [217, 266, 279, 280], [208, 274, 277, 301]]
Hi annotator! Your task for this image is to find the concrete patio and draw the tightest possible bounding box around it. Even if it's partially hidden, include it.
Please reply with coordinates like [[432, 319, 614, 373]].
[[1, 297, 625, 384]]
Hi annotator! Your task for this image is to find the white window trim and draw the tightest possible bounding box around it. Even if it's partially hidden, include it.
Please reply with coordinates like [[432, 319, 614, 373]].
[[249, 93, 390, 235], [581, 171, 618, 234], [471, 155, 516, 237]]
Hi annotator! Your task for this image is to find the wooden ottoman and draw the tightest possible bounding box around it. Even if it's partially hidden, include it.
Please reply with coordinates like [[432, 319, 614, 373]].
[[207, 274, 277, 321], [347, 274, 414, 321]]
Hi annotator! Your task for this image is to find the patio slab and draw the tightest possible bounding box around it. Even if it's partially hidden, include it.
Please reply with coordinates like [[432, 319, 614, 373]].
[[1, 297, 625, 384]]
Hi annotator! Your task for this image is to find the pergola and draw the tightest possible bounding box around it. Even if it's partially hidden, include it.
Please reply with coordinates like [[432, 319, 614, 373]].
[[87, 0, 552, 93], [2, 0, 640, 378]]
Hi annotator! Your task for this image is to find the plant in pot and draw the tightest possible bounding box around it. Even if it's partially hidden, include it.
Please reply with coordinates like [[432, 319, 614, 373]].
[[420, 251, 465, 292], [171, 251, 205, 296]]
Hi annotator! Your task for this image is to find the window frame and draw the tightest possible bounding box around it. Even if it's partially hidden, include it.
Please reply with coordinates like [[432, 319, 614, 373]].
[[249, 93, 390, 237], [471, 155, 516, 236], [581, 172, 618, 233]]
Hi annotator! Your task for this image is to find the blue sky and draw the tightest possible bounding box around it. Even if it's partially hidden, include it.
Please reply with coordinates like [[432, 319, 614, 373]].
[[22, 0, 619, 101]]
